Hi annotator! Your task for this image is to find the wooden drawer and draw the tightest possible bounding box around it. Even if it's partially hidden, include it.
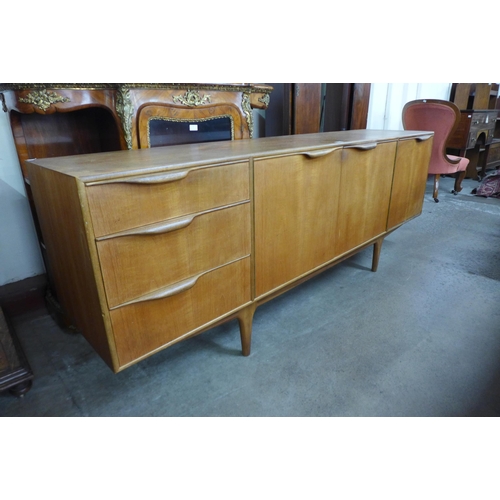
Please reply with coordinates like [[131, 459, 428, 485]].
[[86, 161, 250, 237], [110, 257, 251, 367], [487, 140, 500, 167], [97, 202, 251, 308]]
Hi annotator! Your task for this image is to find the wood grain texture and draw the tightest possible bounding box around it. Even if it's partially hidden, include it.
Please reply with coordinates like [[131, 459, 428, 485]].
[[26, 165, 117, 369], [293, 84, 322, 134], [111, 257, 251, 368], [86, 162, 250, 237], [254, 149, 343, 297], [387, 137, 433, 230], [336, 142, 397, 255], [26, 130, 431, 182], [97, 202, 251, 308]]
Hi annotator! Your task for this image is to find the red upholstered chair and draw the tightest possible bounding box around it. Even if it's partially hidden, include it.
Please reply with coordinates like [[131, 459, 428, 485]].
[[402, 99, 469, 202]]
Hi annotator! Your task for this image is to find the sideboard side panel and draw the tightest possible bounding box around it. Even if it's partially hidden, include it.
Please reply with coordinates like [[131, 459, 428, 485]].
[[26, 165, 116, 369]]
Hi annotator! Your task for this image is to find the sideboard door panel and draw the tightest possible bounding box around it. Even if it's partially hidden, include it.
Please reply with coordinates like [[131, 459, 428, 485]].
[[336, 142, 397, 256], [254, 149, 342, 298], [387, 137, 432, 230]]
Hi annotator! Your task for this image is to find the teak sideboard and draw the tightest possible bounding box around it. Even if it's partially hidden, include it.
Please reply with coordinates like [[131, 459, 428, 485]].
[[26, 130, 433, 373]]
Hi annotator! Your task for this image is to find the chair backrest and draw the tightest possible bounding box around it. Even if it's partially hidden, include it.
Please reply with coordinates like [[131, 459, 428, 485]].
[[402, 99, 461, 172]]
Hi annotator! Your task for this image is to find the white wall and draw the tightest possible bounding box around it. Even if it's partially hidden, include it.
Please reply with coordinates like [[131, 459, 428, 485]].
[[0, 110, 44, 285], [367, 83, 452, 131]]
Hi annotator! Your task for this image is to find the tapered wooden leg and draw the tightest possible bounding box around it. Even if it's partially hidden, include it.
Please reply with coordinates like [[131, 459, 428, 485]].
[[453, 170, 466, 195], [433, 174, 440, 202], [237, 304, 256, 356], [372, 237, 384, 272]]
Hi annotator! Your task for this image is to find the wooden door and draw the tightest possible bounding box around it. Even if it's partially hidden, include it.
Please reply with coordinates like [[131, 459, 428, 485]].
[[336, 141, 397, 256], [387, 137, 432, 230], [254, 148, 342, 298]]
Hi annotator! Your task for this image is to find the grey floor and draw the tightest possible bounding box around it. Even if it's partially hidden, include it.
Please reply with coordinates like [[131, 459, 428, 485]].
[[2, 176, 500, 417]]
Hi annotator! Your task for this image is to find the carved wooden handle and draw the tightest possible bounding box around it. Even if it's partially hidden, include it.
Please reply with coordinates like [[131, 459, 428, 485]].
[[121, 170, 189, 184], [89, 170, 190, 186], [303, 148, 341, 158], [111, 272, 203, 309], [415, 135, 433, 142], [97, 214, 196, 240], [345, 143, 378, 151]]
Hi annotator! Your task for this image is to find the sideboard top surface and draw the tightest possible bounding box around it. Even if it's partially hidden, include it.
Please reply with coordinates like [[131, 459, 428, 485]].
[[26, 130, 433, 182]]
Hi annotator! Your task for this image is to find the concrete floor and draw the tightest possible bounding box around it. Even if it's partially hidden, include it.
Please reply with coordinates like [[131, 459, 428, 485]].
[[1, 176, 500, 417]]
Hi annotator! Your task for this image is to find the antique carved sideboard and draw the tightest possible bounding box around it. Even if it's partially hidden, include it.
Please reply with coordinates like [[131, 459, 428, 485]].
[[25, 130, 433, 372], [0, 83, 272, 318]]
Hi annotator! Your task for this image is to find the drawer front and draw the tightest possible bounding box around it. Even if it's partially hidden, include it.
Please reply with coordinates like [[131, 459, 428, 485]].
[[487, 141, 500, 165], [86, 161, 250, 237], [97, 202, 251, 308], [467, 112, 498, 148], [110, 257, 251, 367]]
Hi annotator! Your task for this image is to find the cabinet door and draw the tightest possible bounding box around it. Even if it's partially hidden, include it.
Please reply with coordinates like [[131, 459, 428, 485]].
[[336, 141, 397, 256], [254, 148, 342, 298], [387, 136, 432, 230]]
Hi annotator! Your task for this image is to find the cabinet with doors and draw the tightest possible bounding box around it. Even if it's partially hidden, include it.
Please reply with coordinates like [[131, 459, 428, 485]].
[[25, 130, 433, 373]]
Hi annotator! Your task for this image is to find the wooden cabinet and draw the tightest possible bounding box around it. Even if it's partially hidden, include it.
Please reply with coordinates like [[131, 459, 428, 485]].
[[448, 83, 499, 179], [26, 130, 433, 373]]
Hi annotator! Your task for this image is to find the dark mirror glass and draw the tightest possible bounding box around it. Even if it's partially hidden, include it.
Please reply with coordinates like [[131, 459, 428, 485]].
[[148, 116, 233, 147]]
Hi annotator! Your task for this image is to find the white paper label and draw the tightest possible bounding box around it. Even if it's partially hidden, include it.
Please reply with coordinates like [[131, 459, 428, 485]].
[[189, 124, 198, 131]]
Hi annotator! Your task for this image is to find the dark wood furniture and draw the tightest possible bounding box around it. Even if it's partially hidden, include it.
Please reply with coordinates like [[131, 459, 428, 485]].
[[26, 130, 433, 372], [264, 83, 323, 136], [0, 307, 33, 397], [448, 83, 499, 179], [323, 83, 371, 131]]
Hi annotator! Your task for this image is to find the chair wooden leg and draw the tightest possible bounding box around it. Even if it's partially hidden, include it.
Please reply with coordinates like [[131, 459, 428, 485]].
[[433, 174, 440, 202], [452, 170, 466, 195]]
